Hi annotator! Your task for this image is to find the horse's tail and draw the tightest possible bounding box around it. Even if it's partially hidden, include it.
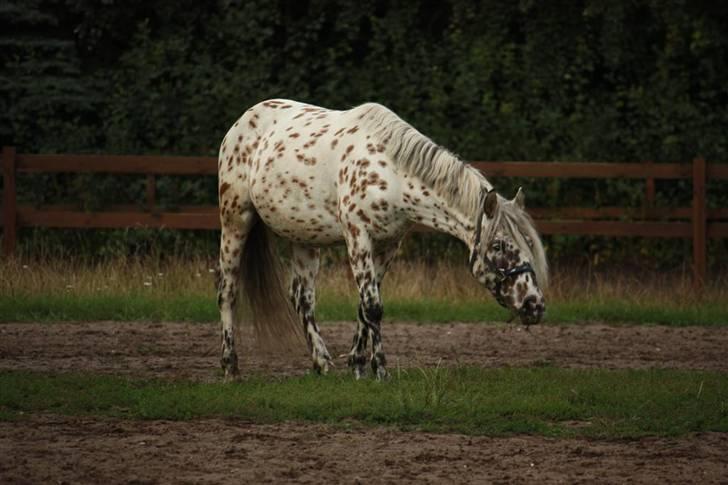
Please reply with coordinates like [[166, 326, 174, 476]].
[[238, 219, 304, 353]]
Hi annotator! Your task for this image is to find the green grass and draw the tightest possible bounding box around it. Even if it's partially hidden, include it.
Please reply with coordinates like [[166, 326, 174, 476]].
[[2, 293, 728, 326], [1, 368, 727, 438], [2, 257, 727, 325], [318, 297, 728, 326], [0, 293, 215, 322]]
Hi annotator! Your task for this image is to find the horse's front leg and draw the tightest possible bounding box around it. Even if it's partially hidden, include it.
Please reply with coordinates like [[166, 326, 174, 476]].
[[365, 296, 387, 381], [344, 233, 388, 380], [289, 245, 332, 374], [348, 313, 370, 380]]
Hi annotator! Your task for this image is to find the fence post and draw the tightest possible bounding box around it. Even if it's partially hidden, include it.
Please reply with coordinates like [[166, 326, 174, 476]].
[[2, 146, 17, 257], [692, 157, 707, 288], [146, 174, 156, 212], [644, 159, 655, 207]]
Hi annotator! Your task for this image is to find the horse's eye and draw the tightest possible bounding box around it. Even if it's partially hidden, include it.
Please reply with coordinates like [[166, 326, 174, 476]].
[[491, 242, 502, 251]]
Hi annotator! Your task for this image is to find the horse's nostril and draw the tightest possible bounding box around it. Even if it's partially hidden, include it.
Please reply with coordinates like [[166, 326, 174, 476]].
[[521, 295, 538, 312], [519, 295, 545, 325]]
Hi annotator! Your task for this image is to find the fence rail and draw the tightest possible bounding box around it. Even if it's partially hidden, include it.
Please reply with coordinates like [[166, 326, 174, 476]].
[[2, 147, 727, 286]]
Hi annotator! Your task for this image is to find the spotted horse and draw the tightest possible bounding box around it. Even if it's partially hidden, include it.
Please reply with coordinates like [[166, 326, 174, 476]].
[[216, 99, 548, 380]]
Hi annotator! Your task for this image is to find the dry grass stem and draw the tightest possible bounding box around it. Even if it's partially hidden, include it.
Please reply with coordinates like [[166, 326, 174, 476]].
[[1, 256, 725, 308]]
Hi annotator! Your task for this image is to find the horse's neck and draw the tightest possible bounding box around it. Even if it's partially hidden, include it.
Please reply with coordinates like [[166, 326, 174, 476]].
[[401, 174, 479, 247]]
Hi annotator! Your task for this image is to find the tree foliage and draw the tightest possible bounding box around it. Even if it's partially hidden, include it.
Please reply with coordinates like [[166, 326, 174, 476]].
[[2, 0, 727, 265]]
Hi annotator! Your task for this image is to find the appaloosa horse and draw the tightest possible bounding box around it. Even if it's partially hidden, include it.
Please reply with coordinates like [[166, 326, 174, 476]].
[[217, 99, 547, 380]]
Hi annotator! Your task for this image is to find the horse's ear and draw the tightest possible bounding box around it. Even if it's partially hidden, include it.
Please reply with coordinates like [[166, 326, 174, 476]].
[[513, 187, 525, 209], [484, 190, 498, 218]]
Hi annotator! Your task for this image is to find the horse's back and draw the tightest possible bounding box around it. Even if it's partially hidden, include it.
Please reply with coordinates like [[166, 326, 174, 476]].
[[218, 99, 408, 244]]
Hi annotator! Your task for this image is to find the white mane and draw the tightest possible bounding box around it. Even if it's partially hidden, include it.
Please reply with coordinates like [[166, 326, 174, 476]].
[[357, 102, 548, 288], [356, 103, 490, 217], [483, 195, 549, 288]]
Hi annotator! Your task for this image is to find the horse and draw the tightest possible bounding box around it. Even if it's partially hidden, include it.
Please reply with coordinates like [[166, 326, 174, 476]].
[[216, 99, 548, 380]]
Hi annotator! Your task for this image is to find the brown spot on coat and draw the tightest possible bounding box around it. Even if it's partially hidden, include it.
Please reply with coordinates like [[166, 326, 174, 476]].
[[347, 223, 361, 238], [341, 144, 355, 161], [356, 209, 372, 224]]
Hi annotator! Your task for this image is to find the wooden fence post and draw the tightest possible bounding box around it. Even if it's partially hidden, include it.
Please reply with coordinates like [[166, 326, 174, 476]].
[[644, 160, 655, 207], [146, 174, 156, 212], [692, 157, 707, 288], [2, 146, 17, 257]]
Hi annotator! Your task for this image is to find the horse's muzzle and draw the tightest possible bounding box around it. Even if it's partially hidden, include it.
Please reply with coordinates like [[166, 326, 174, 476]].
[[519, 295, 545, 325]]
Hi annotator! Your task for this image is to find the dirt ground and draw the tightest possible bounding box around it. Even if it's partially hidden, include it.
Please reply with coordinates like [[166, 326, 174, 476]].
[[2, 321, 728, 380], [1, 415, 726, 484], [1, 320, 728, 483]]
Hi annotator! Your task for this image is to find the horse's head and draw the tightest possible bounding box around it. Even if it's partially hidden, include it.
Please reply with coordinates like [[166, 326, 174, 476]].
[[469, 188, 548, 325]]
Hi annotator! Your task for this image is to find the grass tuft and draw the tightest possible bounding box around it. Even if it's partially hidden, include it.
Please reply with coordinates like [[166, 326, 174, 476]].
[[1, 368, 727, 438], [1, 257, 727, 325]]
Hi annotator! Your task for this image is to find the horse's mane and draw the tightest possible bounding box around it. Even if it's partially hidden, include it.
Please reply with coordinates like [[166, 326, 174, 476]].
[[483, 196, 549, 288], [356, 103, 490, 217], [356, 102, 548, 288]]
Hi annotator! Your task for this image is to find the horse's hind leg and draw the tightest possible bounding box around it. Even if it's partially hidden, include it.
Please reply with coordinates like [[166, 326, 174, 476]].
[[217, 208, 256, 380], [289, 245, 332, 373]]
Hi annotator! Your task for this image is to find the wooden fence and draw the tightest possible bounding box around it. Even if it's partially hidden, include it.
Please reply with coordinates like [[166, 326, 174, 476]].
[[2, 146, 727, 286]]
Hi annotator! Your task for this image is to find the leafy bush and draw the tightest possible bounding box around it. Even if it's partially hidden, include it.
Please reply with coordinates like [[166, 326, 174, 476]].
[[2, 0, 727, 266]]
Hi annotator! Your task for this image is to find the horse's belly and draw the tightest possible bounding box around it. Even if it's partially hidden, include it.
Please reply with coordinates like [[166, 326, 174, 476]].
[[263, 210, 343, 245], [251, 176, 343, 245]]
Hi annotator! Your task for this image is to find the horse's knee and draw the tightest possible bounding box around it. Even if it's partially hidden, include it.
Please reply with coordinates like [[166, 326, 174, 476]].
[[214, 264, 222, 292], [217, 278, 237, 310], [359, 300, 383, 326], [217, 290, 236, 310], [289, 276, 307, 313]]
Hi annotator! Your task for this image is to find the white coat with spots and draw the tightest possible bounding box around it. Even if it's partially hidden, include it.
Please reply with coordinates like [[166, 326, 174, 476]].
[[217, 99, 548, 380]]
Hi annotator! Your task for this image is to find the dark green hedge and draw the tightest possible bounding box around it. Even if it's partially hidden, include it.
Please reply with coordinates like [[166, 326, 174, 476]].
[[2, 0, 727, 266]]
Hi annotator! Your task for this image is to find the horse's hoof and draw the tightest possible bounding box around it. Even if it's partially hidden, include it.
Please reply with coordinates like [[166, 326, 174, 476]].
[[220, 351, 239, 382], [374, 367, 389, 381], [312, 361, 330, 375], [223, 368, 240, 383], [221, 372, 239, 383], [312, 350, 333, 375], [371, 353, 388, 381], [348, 353, 367, 379]]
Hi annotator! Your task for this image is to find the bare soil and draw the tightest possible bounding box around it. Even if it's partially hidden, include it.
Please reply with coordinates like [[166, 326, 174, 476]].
[[1, 415, 726, 484], [2, 321, 728, 380], [1, 321, 727, 483]]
